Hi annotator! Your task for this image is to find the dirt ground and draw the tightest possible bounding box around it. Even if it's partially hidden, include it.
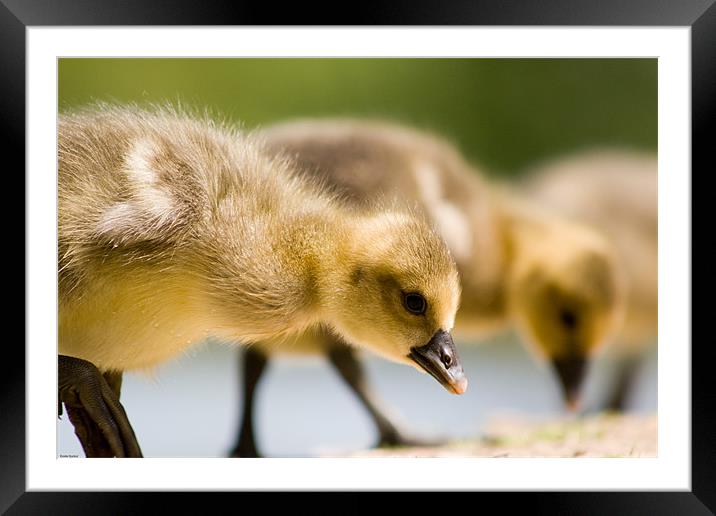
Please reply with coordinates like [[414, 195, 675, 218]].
[[342, 413, 657, 458]]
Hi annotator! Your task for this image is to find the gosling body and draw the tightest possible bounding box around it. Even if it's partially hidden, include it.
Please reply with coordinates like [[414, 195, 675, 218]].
[[59, 106, 466, 456], [60, 107, 461, 370]]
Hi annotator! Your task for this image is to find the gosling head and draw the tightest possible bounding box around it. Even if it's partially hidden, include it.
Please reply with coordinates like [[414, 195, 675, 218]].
[[510, 243, 625, 409], [327, 212, 467, 394]]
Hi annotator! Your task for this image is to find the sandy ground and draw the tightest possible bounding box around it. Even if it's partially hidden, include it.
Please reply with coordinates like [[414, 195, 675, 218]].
[[338, 413, 657, 458]]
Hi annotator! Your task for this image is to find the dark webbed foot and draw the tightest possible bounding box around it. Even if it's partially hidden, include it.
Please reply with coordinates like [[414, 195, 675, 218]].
[[377, 429, 443, 449], [58, 355, 142, 458], [63, 404, 116, 457], [229, 440, 261, 458], [326, 343, 441, 450]]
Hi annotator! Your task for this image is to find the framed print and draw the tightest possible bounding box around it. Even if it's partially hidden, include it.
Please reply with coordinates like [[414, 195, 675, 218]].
[[8, 0, 710, 513]]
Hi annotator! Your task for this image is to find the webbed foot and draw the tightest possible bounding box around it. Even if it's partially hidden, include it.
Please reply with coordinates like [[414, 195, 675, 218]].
[[58, 355, 142, 458], [377, 428, 443, 449]]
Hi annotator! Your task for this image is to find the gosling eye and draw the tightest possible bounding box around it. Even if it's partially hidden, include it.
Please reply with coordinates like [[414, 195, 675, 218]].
[[403, 292, 427, 315], [559, 308, 579, 330]]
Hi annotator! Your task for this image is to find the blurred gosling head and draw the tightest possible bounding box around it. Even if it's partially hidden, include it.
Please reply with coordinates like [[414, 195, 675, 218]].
[[508, 220, 625, 408]]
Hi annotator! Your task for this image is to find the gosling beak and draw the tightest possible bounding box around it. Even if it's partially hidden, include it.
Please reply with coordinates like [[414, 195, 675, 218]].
[[408, 330, 468, 395], [552, 355, 587, 411]]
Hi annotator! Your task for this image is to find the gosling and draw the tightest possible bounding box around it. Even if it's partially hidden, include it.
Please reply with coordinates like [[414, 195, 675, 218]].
[[58, 106, 466, 458], [226, 119, 624, 457], [260, 120, 625, 409], [521, 150, 657, 410]]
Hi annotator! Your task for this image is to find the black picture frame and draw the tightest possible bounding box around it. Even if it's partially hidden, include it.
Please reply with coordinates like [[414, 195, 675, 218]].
[[7, 0, 709, 513]]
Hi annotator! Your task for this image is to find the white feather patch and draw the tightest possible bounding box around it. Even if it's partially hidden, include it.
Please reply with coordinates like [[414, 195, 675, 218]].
[[96, 202, 138, 239], [124, 138, 175, 216], [412, 160, 472, 261], [96, 138, 177, 241]]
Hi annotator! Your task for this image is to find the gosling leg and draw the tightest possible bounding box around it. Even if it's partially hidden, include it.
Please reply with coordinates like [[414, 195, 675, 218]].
[[58, 355, 142, 458], [606, 356, 640, 412], [229, 346, 268, 458], [103, 370, 123, 398], [327, 343, 435, 448]]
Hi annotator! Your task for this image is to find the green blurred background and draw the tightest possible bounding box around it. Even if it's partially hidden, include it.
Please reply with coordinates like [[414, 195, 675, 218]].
[[58, 58, 656, 175]]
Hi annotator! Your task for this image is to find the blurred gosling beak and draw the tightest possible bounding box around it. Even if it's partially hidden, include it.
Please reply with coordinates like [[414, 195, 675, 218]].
[[408, 330, 468, 395], [552, 355, 587, 412]]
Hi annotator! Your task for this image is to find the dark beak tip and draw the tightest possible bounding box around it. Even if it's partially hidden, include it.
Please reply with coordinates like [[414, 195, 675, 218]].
[[410, 330, 469, 394], [564, 392, 581, 411], [553, 356, 588, 410]]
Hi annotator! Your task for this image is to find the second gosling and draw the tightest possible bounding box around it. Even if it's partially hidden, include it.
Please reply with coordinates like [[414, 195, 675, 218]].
[[58, 106, 466, 457], [251, 119, 624, 413], [521, 150, 657, 410], [224, 120, 625, 457]]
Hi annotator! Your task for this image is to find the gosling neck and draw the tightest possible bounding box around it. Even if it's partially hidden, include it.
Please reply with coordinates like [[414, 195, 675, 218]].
[[492, 188, 558, 297], [308, 212, 389, 319]]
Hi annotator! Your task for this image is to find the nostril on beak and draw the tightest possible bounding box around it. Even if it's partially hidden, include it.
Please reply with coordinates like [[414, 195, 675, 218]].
[[441, 352, 452, 369]]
